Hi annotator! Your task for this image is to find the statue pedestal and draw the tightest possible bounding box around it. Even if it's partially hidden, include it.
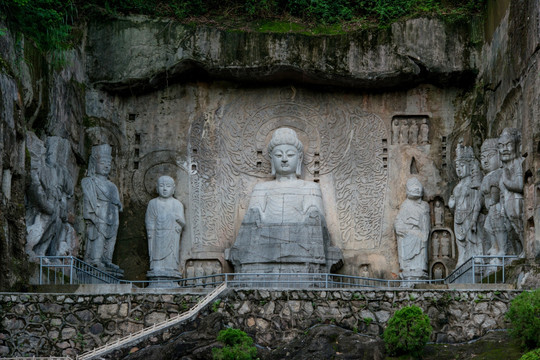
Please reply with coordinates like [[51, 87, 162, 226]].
[[146, 269, 182, 288]]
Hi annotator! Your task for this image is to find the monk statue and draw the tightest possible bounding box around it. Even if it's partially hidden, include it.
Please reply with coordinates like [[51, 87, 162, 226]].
[[82, 144, 123, 274], [226, 128, 343, 273], [394, 178, 430, 281], [146, 175, 185, 284]]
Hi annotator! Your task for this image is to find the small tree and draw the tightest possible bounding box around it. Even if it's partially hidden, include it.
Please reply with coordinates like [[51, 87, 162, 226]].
[[383, 305, 432, 357], [212, 328, 257, 360], [506, 289, 540, 350]]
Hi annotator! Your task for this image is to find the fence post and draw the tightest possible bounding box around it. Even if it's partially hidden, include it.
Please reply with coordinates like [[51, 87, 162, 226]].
[[39, 257, 42, 285], [325, 273, 328, 289], [502, 257, 505, 283], [70, 257, 74, 285], [472, 257, 476, 284]]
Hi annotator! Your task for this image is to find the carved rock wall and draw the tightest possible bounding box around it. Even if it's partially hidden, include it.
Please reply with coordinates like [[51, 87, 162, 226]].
[[86, 83, 462, 279]]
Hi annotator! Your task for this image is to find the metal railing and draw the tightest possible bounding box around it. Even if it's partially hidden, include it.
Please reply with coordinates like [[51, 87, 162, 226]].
[[446, 255, 519, 284], [77, 282, 228, 360], [38, 255, 520, 289], [39, 256, 127, 285]]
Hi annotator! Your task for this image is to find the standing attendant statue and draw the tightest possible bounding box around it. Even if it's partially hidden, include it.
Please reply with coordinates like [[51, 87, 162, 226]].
[[498, 128, 524, 257], [449, 143, 483, 267], [480, 138, 509, 262], [82, 144, 123, 274], [146, 176, 185, 285], [394, 178, 430, 281]]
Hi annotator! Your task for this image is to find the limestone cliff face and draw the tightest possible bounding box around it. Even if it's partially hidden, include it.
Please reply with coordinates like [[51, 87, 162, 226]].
[[0, 0, 538, 287], [86, 17, 477, 93]]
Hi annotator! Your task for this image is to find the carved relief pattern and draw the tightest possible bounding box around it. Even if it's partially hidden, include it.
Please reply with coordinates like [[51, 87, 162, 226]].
[[189, 100, 388, 252], [333, 110, 388, 250], [188, 112, 239, 249]]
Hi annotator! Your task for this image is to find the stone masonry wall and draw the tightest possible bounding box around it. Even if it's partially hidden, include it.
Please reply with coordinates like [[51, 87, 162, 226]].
[[0, 289, 521, 357]]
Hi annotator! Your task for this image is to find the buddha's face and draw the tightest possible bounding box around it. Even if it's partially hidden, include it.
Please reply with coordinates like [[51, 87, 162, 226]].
[[480, 149, 500, 172], [406, 180, 423, 199], [455, 160, 469, 179], [157, 178, 175, 198], [271, 144, 299, 176], [95, 157, 112, 176], [498, 135, 516, 162]]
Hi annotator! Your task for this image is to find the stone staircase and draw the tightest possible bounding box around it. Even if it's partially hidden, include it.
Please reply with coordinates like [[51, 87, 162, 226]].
[[76, 282, 228, 360]]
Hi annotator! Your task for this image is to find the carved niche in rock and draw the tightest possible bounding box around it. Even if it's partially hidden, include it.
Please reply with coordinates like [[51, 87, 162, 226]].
[[449, 142, 483, 267], [187, 98, 388, 265], [146, 176, 185, 285], [391, 115, 430, 146], [26, 134, 77, 261], [429, 228, 456, 279], [226, 128, 343, 273], [82, 144, 123, 276], [394, 178, 430, 280], [498, 128, 524, 257]]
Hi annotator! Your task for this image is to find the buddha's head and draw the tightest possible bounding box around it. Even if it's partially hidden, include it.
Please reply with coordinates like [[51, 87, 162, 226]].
[[157, 175, 175, 198], [267, 128, 304, 177], [405, 177, 423, 200]]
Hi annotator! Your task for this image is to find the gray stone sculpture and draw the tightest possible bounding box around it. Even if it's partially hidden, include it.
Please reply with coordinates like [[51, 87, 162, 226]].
[[226, 128, 343, 273], [498, 128, 524, 257], [146, 175, 185, 285], [392, 119, 400, 145], [82, 144, 123, 275], [419, 118, 429, 145], [409, 120, 419, 145], [394, 178, 430, 281], [433, 200, 444, 227], [399, 119, 409, 144], [449, 143, 483, 267], [480, 138, 510, 262], [26, 135, 75, 261]]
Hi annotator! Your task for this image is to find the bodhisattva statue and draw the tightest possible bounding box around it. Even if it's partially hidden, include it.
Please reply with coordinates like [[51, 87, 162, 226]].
[[146, 176, 185, 283], [498, 128, 524, 257], [394, 178, 430, 281], [226, 128, 343, 273], [449, 143, 483, 267], [82, 144, 123, 273], [480, 138, 510, 262]]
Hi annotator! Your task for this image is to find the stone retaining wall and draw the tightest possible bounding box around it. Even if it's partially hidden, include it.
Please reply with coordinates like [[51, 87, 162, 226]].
[[0, 289, 521, 357]]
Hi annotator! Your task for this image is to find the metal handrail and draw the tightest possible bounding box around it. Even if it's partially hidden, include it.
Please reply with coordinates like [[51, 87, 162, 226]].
[[76, 282, 228, 360], [38, 255, 520, 289]]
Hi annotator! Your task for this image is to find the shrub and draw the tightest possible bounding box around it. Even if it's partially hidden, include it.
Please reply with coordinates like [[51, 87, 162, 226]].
[[212, 328, 257, 360], [520, 349, 540, 360], [506, 289, 540, 350], [383, 305, 432, 357]]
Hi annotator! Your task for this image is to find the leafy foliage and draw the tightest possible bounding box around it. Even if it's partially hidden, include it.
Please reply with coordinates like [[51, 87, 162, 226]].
[[212, 328, 258, 360], [506, 289, 540, 350], [520, 349, 540, 360], [0, 0, 76, 52], [0, 0, 486, 55], [383, 305, 432, 357]]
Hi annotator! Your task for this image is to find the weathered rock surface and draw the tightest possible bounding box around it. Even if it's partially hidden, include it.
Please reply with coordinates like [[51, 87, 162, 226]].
[[86, 17, 478, 93]]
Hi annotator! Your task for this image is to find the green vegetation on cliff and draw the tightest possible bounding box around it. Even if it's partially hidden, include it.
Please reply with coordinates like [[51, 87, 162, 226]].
[[1, 0, 486, 54]]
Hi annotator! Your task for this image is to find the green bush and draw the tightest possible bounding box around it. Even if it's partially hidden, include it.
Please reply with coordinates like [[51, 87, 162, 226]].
[[520, 349, 540, 360], [212, 328, 257, 360], [383, 305, 432, 357], [506, 289, 540, 350]]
